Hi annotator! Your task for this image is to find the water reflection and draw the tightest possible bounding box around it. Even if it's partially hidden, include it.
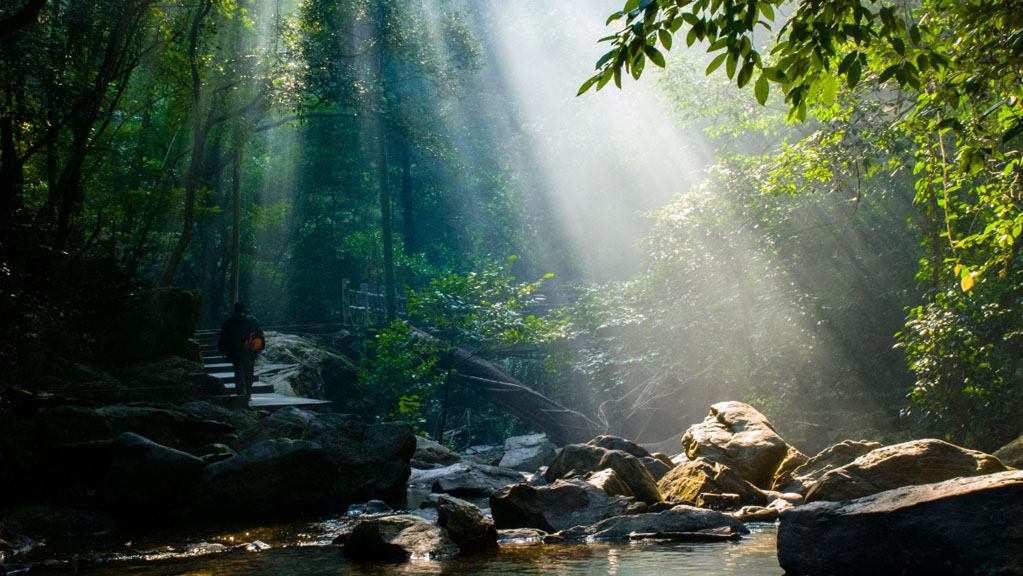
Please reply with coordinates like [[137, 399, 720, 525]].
[[27, 524, 781, 576]]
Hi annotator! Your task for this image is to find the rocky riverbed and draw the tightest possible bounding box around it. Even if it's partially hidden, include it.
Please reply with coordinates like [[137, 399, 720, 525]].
[[2, 399, 1022, 575]]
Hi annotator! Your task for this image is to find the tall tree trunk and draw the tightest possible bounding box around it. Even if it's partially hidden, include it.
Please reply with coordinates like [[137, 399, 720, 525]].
[[159, 0, 212, 286], [373, 46, 396, 322], [0, 82, 22, 221], [400, 136, 415, 255], [230, 148, 241, 307]]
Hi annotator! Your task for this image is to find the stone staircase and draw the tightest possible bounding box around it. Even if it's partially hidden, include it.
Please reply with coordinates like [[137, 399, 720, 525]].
[[194, 329, 330, 410]]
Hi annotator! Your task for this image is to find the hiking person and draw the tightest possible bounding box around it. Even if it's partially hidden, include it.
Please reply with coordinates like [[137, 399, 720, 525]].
[[218, 302, 264, 401]]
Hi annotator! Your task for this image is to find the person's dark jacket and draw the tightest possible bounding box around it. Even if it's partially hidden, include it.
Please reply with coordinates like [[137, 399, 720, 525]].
[[218, 311, 260, 362]]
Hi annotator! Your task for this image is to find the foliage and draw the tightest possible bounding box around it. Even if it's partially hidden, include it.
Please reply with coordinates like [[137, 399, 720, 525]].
[[359, 257, 559, 433], [581, 0, 1023, 446]]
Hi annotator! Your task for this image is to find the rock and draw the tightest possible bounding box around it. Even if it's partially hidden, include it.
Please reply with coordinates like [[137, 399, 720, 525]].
[[778, 439, 884, 493], [198, 443, 235, 464], [697, 493, 741, 510], [680, 401, 795, 489], [199, 439, 336, 518], [347, 500, 393, 515], [232, 406, 316, 450], [490, 479, 647, 533], [109, 288, 200, 365], [412, 436, 461, 469], [436, 494, 498, 552], [778, 470, 1023, 576], [658, 457, 766, 508], [499, 434, 557, 472], [994, 435, 1023, 469], [233, 409, 415, 509], [586, 468, 634, 498], [31, 404, 235, 456], [555, 505, 749, 540], [770, 445, 810, 491], [804, 438, 1007, 503], [731, 505, 778, 523], [256, 331, 358, 402], [46, 432, 204, 519], [546, 444, 662, 505], [410, 462, 525, 498], [587, 435, 652, 459], [4, 504, 115, 541], [344, 515, 459, 562], [464, 445, 504, 466], [640, 456, 672, 482], [302, 414, 416, 508], [120, 356, 205, 403], [497, 528, 547, 545]]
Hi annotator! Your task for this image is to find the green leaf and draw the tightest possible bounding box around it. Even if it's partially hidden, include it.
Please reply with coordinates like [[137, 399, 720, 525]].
[[891, 36, 905, 55], [725, 53, 738, 79], [706, 53, 727, 75], [624, 0, 640, 12], [658, 28, 673, 50], [606, 11, 624, 25], [754, 73, 769, 105], [879, 64, 899, 83], [632, 54, 646, 79], [910, 23, 921, 44], [838, 51, 858, 74], [686, 27, 698, 47], [737, 60, 754, 88], [760, 3, 775, 21], [847, 59, 862, 88], [578, 76, 598, 96], [644, 44, 666, 67], [596, 48, 618, 69]]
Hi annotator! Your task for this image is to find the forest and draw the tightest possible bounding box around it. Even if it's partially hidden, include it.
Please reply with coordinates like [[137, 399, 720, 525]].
[[1, 0, 1021, 451], [2, 0, 1023, 573]]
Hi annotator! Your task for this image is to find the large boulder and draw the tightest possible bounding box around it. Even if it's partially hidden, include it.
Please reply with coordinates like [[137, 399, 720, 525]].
[[680, 401, 796, 489], [777, 439, 883, 493], [412, 436, 462, 470], [303, 414, 416, 508], [31, 404, 235, 456], [46, 432, 204, 519], [109, 288, 200, 365], [658, 457, 767, 508], [410, 462, 525, 498], [256, 332, 358, 401], [805, 438, 1008, 503], [199, 439, 336, 518], [490, 479, 647, 533], [994, 435, 1023, 469], [232, 409, 415, 509], [436, 494, 498, 553], [546, 444, 662, 505], [555, 505, 749, 541], [344, 515, 459, 562], [499, 434, 557, 472], [778, 470, 1023, 576]]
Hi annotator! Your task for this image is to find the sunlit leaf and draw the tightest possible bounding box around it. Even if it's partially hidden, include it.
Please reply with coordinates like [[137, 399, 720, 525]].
[[961, 274, 975, 292]]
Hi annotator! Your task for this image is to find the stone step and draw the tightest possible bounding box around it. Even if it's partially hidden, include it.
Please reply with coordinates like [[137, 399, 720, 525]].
[[203, 362, 233, 373], [223, 381, 274, 394], [208, 393, 331, 411]]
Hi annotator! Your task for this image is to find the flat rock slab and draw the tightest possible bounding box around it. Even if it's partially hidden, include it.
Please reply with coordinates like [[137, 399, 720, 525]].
[[779, 470, 1023, 576]]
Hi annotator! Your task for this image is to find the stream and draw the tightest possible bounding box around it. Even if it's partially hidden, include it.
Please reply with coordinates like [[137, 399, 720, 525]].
[[17, 519, 781, 576]]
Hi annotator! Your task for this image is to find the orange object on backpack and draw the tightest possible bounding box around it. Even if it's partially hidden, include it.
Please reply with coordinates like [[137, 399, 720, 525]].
[[245, 331, 265, 351]]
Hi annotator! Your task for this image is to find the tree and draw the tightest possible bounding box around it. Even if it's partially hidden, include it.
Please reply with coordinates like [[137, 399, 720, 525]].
[[580, 0, 1023, 446]]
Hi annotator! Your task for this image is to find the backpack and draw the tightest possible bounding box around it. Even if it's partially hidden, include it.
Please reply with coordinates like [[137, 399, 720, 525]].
[[244, 324, 265, 352]]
